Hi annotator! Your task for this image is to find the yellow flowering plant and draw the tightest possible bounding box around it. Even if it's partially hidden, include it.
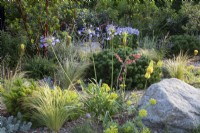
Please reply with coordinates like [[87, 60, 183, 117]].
[[104, 122, 119, 133], [20, 43, 25, 56], [194, 50, 198, 56], [139, 109, 148, 118], [126, 100, 132, 106], [144, 60, 162, 89], [79, 80, 120, 121], [104, 125, 118, 133], [121, 121, 135, 133], [149, 98, 157, 105]]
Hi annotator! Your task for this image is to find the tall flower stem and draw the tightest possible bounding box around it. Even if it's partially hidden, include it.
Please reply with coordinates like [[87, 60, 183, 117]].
[[50, 45, 75, 90], [91, 46, 97, 82], [144, 79, 148, 89], [111, 39, 114, 90]]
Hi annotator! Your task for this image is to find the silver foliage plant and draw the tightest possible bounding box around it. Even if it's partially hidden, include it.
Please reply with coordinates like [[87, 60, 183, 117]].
[[0, 112, 32, 133]]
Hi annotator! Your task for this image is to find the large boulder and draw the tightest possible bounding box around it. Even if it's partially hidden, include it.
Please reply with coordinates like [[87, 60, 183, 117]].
[[138, 78, 200, 133]]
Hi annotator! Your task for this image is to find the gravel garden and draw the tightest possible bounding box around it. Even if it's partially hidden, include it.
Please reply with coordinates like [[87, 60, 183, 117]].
[[0, 0, 200, 133]]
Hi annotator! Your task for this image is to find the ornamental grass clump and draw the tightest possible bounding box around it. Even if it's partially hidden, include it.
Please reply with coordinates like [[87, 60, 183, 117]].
[[25, 85, 80, 133], [165, 52, 189, 80]]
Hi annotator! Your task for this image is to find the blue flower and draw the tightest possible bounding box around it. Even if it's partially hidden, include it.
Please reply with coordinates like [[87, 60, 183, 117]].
[[106, 24, 116, 35], [40, 36, 60, 48], [115, 27, 139, 36], [85, 113, 91, 118]]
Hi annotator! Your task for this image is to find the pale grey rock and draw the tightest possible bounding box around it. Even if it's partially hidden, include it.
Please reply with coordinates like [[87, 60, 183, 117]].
[[138, 78, 200, 133]]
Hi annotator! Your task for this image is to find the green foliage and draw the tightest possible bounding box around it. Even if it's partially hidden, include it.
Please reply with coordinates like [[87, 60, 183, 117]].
[[0, 112, 32, 133], [165, 52, 189, 80], [120, 121, 138, 133], [48, 44, 90, 89], [71, 122, 97, 133], [191, 125, 200, 133], [104, 121, 119, 133], [1, 75, 38, 118], [180, 1, 200, 34], [0, 31, 27, 68], [94, 0, 177, 36], [139, 49, 164, 62], [168, 35, 200, 56], [1, 0, 78, 39], [80, 81, 119, 121], [56, 59, 90, 89], [25, 85, 81, 132], [183, 65, 200, 88], [23, 56, 56, 79], [87, 47, 162, 89]]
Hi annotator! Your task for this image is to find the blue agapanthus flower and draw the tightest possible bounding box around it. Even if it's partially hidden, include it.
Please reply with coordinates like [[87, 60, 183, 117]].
[[77, 25, 101, 39], [106, 24, 116, 35], [105, 24, 139, 40], [115, 27, 139, 36], [40, 36, 60, 48]]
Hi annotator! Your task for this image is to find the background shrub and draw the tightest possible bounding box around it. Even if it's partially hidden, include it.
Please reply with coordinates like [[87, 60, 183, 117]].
[[168, 35, 200, 56], [22, 56, 56, 79], [87, 47, 162, 89], [0, 31, 27, 68]]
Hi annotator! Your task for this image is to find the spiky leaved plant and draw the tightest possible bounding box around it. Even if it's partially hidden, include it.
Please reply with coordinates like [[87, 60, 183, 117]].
[[25, 85, 80, 133], [56, 59, 90, 89], [165, 52, 189, 80]]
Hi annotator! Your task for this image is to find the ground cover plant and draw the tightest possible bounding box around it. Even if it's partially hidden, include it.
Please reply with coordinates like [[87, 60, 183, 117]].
[[0, 0, 200, 132]]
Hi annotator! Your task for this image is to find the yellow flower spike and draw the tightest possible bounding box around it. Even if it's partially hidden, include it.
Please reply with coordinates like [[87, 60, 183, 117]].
[[131, 92, 137, 98], [66, 35, 72, 46], [139, 109, 148, 118], [122, 32, 128, 45], [144, 72, 151, 79], [194, 50, 198, 56], [20, 44, 25, 51], [102, 83, 111, 92], [157, 60, 163, 67], [126, 100, 132, 106], [149, 98, 157, 105], [109, 92, 118, 100], [149, 60, 154, 67], [119, 83, 126, 89], [20, 44, 25, 55], [146, 66, 153, 74]]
